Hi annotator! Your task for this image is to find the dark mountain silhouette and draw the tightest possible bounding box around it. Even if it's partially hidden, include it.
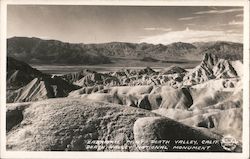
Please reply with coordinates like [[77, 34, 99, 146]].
[[7, 37, 243, 65], [193, 41, 243, 61], [7, 57, 80, 103], [7, 37, 111, 65], [141, 56, 160, 62], [7, 56, 48, 89]]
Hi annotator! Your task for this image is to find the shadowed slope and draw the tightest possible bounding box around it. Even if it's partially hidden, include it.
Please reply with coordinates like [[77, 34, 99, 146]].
[[7, 57, 80, 103]]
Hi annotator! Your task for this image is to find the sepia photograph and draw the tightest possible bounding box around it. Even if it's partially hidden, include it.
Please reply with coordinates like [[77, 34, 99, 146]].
[[1, 0, 249, 159]]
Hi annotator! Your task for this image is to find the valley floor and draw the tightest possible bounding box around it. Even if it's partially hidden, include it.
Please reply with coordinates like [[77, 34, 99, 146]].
[[31, 58, 200, 75]]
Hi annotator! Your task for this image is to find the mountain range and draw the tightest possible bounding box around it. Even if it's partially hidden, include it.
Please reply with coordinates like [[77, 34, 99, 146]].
[[7, 37, 243, 65]]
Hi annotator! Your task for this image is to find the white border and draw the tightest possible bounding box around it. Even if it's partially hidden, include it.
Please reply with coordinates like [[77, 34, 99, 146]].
[[0, 0, 249, 159]]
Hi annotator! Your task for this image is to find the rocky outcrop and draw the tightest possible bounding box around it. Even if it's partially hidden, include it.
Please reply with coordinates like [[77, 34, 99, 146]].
[[7, 57, 80, 103], [7, 78, 53, 103], [160, 87, 193, 110], [133, 117, 232, 152], [66, 53, 242, 88], [160, 66, 187, 75], [179, 108, 242, 141], [69, 77, 241, 111], [62, 69, 97, 83], [66, 66, 184, 87], [7, 76, 80, 103], [213, 59, 238, 79], [68, 75, 243, 146], [47, 53, 242, 89], [183, 53, 240, 85], [74, 73, 120, 87], [7, 57, 47, 89], [6, 98, 160, 151], [6, 98, 229, 152]]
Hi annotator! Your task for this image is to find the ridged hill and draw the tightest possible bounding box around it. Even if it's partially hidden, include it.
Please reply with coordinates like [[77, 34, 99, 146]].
[[7, 57, 80, 103], [183, 53, 241, 85], [7, 77, 80, 103], [61, 69, 97, 83], [160, 66, 187, 75], [7, 57, 49, 89]]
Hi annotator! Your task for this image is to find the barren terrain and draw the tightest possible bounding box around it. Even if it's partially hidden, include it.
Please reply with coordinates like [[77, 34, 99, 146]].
[[6, 38, 243, 152]]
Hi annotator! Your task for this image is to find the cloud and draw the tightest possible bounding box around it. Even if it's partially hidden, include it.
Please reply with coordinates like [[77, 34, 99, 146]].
[[187, 23, 196, 26], [144, 27, 172, 32], [235, 14, 243, 17], [226, 30, 239, 33], [178, 16, 201, 21], [139, 28, 242, 44], [194, 8, 243, 15], [228, 20, 243, 26], [213, 21, 242, 28]]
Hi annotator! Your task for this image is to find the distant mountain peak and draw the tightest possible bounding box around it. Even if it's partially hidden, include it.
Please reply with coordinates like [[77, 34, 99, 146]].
[[168, 42, 197, 49]]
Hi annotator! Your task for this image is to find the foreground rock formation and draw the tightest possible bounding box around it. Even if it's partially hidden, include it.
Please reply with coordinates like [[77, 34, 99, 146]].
[[7, 98, 239, 152]]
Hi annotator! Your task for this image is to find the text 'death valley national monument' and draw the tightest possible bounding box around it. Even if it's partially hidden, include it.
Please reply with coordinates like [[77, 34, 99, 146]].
[[6, 5, 244, 152]]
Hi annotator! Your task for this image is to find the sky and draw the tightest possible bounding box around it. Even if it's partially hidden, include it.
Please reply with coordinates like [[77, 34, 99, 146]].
[[7, 5, 243, 44]]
